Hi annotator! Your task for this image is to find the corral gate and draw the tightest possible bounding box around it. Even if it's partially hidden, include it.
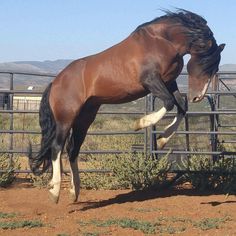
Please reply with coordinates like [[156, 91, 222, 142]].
[[0, 71, 236, 173]]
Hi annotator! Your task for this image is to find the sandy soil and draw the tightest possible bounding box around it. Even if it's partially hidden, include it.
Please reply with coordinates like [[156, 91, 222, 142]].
[[0, 180, 236, 236]]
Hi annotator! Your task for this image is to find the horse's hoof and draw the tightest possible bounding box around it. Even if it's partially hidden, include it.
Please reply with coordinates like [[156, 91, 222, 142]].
[[69, 192, 78, 203], [49, 191, 59, 204], [69, 189, 78, 203], [134, 120, 141, 131], [156, 137, 167, 149]]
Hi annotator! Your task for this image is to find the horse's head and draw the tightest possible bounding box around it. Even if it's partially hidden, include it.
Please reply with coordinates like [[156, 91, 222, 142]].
[[187, 43, 225, 102], [157, 9, 225, 102], [134, 9, 225, 102], [178, 10, 226, 102]]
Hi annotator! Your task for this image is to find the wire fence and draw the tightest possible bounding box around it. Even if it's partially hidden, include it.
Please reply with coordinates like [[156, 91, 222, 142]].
[[0, 71, 236, 173]]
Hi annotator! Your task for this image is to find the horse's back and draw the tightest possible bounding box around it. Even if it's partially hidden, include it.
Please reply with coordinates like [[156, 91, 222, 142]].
[[49, 29, 181, 110]]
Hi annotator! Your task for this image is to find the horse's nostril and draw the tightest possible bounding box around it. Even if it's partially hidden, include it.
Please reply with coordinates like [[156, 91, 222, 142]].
[[193, 97, 200, 102]]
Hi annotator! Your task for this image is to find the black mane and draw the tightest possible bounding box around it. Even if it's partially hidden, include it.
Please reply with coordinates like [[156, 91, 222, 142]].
[[136, 9, 214, 48], [136, 9, 220, 76]]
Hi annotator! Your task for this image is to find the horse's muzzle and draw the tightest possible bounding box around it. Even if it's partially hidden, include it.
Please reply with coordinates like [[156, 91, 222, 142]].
[[188, 93, 205, 103]]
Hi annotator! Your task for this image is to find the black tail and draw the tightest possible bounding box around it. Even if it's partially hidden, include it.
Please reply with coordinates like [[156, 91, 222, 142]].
[[28, 83, 56, 175]]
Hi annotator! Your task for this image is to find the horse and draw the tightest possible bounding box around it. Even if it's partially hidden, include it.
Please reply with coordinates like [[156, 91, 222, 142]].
[[28, 9, 225, 203]]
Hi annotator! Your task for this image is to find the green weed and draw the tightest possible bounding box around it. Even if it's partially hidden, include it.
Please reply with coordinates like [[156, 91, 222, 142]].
[[78, 218, 157, 234], [80, 152, 171, 190], [193, 216, 232, 230], [107, 152, 171, 190], [0, 220, 43, 230], [181, 154, 236, 193], [78, 215, 232, 235], [0, 212, 18, 219], [82, 232, 99, 236], [0, 154, 19, 187], [29, 172, 52, 188]]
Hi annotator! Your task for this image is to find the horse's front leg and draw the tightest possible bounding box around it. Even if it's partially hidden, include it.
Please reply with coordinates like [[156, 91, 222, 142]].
[[134, 107, 167, 131], [135, 76, 186, 148], [135, 74, 175, 131], [156, 90, 186, 149]]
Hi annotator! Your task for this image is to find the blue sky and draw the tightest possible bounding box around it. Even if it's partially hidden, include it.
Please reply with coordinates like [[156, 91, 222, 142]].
[[0, 0, 235, 64]]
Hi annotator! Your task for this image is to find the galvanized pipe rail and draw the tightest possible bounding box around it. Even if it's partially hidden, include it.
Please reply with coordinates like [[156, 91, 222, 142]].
[[0, 71, 236, 174]]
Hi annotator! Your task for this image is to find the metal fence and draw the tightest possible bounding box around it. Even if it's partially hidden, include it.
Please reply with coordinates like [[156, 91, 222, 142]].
[[0, 71, 236, 173]]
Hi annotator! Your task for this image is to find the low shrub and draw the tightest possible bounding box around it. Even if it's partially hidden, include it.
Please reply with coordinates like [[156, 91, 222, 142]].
[[80, 152, 171, 190], [29, 172, 52, 188], [0, 154, 19, 187], [182, 154, 236, 193]]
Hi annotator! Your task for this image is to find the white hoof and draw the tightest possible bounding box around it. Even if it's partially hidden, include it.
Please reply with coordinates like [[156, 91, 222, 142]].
[[48, 181, 61, 204], [49, 189, 59, 204]]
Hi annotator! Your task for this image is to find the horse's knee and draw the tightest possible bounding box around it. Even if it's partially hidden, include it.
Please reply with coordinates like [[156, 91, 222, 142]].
[[164, 98, 175, 111], [173, 90, 186, 114]]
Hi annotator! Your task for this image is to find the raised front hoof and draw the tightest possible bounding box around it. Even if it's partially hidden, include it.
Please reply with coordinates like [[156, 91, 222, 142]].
[[133, 120, 142, 131], [156, 137, 167, 150], [48, 190, 60, 204]]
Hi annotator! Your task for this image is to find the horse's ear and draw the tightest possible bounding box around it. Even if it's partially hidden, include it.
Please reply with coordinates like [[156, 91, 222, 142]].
[[219, 43, 225, 52]]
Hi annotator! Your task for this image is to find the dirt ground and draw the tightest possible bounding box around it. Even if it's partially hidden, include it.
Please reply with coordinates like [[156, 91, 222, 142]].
[[0, 180, 236, 236]]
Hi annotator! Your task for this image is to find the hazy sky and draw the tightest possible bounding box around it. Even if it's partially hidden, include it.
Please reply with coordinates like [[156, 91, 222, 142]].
[[0, 0, 235, 64]]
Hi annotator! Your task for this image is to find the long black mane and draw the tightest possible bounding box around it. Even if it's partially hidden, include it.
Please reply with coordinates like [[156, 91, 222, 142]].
[[136, 9, 213, 45], [136, 9, 221, 76]]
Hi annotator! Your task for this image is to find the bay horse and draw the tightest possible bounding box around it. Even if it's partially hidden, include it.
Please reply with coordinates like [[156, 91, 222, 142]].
[[28, 9, 225, 203]]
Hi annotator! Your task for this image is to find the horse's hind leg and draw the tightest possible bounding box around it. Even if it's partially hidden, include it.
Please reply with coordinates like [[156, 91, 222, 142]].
[[67, 127, 81, 203], [49, 125, 69, 203], [67, 104, 100, 202]]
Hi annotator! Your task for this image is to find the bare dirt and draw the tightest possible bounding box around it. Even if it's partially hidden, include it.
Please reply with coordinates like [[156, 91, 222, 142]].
[[0, 180, 236, 236]]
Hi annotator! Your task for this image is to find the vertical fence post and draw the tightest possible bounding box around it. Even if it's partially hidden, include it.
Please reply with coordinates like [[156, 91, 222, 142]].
[[212, 75, 219, 160], [184, 95, 190, 152], [183, 95, 191, 170], [208, 74, 219, 162], [9, 73, 14, 165], [149, 94, 159, 159], [144, 95, 148, 156]]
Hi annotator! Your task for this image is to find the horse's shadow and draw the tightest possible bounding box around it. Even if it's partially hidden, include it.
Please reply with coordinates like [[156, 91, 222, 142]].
[[70, 188, 236, 212]]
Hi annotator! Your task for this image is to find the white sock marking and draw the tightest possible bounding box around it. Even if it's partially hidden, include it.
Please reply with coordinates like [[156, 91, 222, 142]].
[[157, 113, 184, 148], [49, 151, 61, 198], [136, 107, 167, 129]]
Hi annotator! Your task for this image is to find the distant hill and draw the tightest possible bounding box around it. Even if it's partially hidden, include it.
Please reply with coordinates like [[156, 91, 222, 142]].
[[219, 64, 236, 71], [0, 60, 235, 89], [14, 59, 73, 73], [1, 60, 235, 74], [0, 62, 47, 74], [0, 60, 73, 89], [0, 59, 73, 74]]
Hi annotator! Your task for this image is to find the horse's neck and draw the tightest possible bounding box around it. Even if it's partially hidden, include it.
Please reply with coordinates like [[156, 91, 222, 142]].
[[146, 23, 190, 56]]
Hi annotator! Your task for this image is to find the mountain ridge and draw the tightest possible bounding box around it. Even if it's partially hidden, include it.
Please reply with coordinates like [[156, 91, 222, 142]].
[[0, 60, 235, 74], [0, 60, 235, 89]]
